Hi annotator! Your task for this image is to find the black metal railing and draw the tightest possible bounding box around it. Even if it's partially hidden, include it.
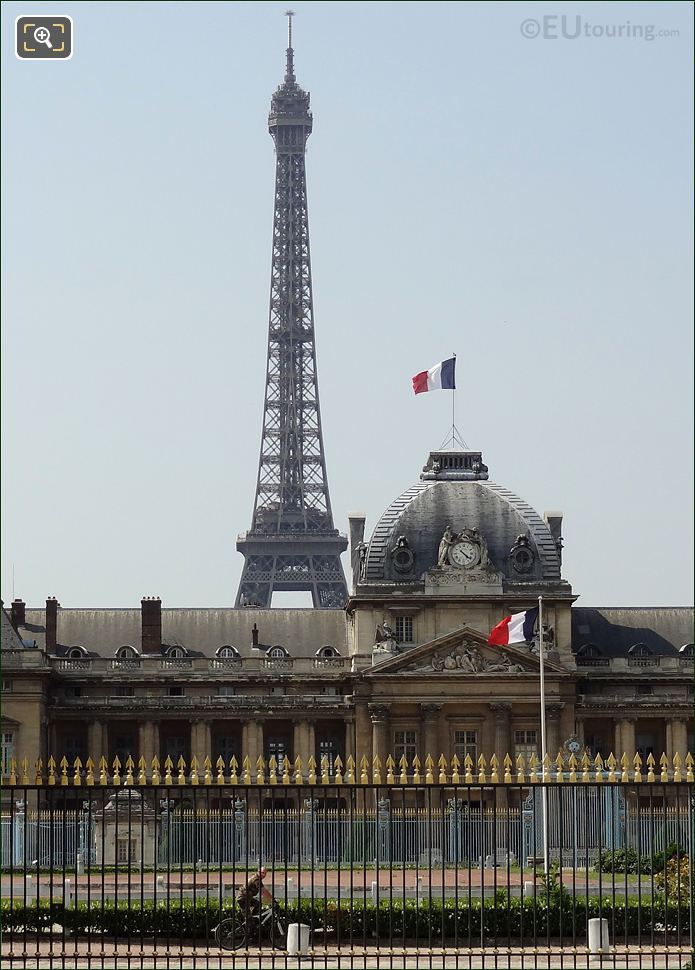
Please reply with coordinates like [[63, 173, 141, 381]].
[[1, 751, 693, 968]]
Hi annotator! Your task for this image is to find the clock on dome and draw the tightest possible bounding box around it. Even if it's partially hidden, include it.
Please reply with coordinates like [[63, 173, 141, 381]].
[[449, 540, 480, 568]]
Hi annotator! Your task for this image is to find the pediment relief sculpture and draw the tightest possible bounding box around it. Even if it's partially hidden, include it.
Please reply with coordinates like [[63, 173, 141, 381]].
[[406, 640, 526, 674]]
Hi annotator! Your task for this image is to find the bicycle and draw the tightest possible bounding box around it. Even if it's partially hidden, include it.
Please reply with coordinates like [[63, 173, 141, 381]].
[[214, 900, 287, 951]]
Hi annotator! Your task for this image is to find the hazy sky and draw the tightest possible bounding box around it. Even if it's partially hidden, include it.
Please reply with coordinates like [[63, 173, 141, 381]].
[[2, 1, 693, 609]]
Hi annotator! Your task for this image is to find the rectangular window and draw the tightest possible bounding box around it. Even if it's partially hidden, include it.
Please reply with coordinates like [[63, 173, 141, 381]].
[[217, 685, 235, 697], [394, 616, 413, 643], [514, 729, 538, 762], [393, 730, 417, 766], [215, 736, 237, 764], [168, 686, 184, 697], [1, 680, 13, 692], [454, 730, 478, 766], [1, 732, 15, 775], [116, 838, 136, 864], [318, 738, 338, 770], [267, 737, 289, 765], [113, 685, 134, 697]]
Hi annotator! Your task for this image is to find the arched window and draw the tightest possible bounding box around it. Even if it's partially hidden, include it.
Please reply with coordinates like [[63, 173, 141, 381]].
[[267, 645, 289, 659], [166, 646, 187, 659], [217, 645, 240, 659], [628, 643, 652, 657], [315, 645, 340, 659], [679, 643, 693, 658], [68, 646, 87, 659], [575, 643, 608, 667], [116, 645, 138, 659]]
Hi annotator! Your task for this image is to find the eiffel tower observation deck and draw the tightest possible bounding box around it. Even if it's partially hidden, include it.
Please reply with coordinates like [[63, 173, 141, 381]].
[[235, 15, 348, 609]]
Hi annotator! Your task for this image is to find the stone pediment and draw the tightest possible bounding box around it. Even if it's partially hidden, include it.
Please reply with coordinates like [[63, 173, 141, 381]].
[[365, 625, 565, 676]]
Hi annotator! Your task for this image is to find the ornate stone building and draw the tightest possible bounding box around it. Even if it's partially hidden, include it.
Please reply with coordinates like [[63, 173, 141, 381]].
[[2, 449, 693, 789]]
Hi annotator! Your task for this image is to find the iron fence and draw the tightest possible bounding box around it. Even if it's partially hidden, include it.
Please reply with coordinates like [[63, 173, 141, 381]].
[[1, 751, 693, 968]]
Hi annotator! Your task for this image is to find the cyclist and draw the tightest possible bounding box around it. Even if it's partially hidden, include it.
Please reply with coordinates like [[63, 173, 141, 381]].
[[237, 866, 273, 921]]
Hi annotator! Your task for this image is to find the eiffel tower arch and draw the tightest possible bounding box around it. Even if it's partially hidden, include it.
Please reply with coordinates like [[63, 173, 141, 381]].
[[236, 17, 348, 609]]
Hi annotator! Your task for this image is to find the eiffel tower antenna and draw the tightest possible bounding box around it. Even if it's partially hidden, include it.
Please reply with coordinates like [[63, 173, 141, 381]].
[[235, 17, 348, 609]]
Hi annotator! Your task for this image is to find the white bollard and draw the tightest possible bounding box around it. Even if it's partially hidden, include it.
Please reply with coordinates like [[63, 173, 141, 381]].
[[65, 879, 73, 906], [523, 880, 535, 897], [416, 876, 422, 900], [371, 880, 378, 903], [588, 917, 610, 962], [286, 923, 310, 956], [76, 851, 84, 875], [156, 875, 165, 891]]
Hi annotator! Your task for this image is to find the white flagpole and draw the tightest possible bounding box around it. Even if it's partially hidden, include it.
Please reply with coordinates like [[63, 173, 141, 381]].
[[538, 595, 549, 877]]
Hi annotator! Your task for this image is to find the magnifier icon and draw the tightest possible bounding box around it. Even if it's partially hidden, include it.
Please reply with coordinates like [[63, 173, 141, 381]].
[[34, 26, 53, 49]]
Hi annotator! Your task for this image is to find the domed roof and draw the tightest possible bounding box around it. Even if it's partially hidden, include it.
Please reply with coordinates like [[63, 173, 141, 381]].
[[363, 451, 562, 586]]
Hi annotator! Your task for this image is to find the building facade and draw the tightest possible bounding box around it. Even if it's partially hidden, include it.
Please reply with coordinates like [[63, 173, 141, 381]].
[[2, 449, 693, 790]]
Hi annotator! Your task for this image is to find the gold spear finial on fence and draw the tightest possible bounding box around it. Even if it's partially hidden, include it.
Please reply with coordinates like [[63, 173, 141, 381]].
[[282, 755, 291, 784], [606, 753, 617, 782], [685, 753, 694, 782], [163, 756, 173, 785], [320, 754, 330, 785], [267, 755, 277, 785], [580, 752, 590, 782], [450, 753, 460, 785], [425, 754, 435, 784], [438, 754, 448, 784], [189, 756, 199, 786], [633, 753, 642, 783], [256, 756, 265, 786], [567, 753, 577, 783], [21, 757, 30, 785], [308, 755, 317, 785], [151, 756, 160, 786], [229, 755, 239, 785], [594, 754, 604, 783], [215, 756, 225, 785], [372, 755, 382, 785], [98, 756, 108, 786], [294, 755, 303, 785], [489, 754, 499, 784], [124, 755, 135, 786], [528, 753, 539, 783], [112, 756, 122, 786], [672, 752, 682, 782], [360, 755, 369, 784], [412, 755, 422, 784], [477, 754, 487, 785], [542, 753, 551, 782], [555, 752, 565, 781], [620, 753, 629, 783], [177, 756, 186, 785], [334, 755, 343, 784], [398, 754, 408, 785], [345, 755, 355, 784], [503, 753, 513, 784], [60, 756, 69, 786], [35, 758, 44, 785], [659, 753, 669, 783], [72, 756, 82, 786], [646, 753, 656, 783], [137, 757, 147, 786], [463, 754, 474, 784], [242, 755, 251, 785], [203, 756, 212, 785], [8, 758, 17, 786]]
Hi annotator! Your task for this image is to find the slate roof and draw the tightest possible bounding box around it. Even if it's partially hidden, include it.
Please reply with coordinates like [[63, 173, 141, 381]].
[[572, 607, 694, 658], [21, 607, 348, 659], [1, 604, 25, 651]]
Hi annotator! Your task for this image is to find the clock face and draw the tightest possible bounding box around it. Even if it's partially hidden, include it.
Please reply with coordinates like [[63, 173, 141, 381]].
[[566, 737, 582, 755], [449, 540, 480, 568]]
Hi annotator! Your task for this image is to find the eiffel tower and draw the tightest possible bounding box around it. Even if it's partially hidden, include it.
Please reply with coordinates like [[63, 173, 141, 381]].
[[235, 14, 348, 609]]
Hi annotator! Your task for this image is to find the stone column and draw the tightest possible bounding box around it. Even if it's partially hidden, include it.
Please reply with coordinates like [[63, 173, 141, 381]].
[[420, 704, 442, 762], [670, 719, 689, 759], [369, 705, 390, 765], [293, 721, 310, 767], [619, 717, 636, 763], [613, 721, 622, 758], [242, 721, 250, 762], [546, 704, 564, 761], [138, 722, 153, 767], [355, 703, 372, 763], [344, 719, 356, 762], [306, 721, 316, 765], [489, 703, 512, 766], [88, 721, 105, 763]]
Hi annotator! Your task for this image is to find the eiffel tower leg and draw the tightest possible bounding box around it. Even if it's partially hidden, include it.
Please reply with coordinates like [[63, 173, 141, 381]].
[[235, 550, 347, 609]]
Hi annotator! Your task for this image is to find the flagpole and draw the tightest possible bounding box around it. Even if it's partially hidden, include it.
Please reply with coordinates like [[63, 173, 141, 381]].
[[538, 595, 549, 877], [452, 352, 456, 448]]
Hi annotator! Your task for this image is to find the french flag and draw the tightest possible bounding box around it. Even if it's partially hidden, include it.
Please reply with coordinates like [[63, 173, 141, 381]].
[[412, 357, 456, 395], [488, 607, 538, 646]]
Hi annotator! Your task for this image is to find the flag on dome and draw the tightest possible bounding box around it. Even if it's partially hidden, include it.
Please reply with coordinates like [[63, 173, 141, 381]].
[[412, 356, 456, 395], [488, 607, 539, 646]]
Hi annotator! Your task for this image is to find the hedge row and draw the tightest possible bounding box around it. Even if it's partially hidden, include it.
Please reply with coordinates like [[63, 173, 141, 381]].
[[1, 896, 689, 941]]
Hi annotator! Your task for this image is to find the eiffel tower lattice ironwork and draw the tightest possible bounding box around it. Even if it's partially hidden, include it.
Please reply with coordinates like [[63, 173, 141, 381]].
[[235, 15, 347, 609]]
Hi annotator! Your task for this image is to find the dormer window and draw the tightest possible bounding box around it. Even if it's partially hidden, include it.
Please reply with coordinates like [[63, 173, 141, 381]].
[[679, 643, 693, 658], [315, 645, 340, 659], [267, 645, 289, 659], [166, 646, 187, 659], [628, 643, 651, 657], [217, 645, 240, 659], [68, 646, 88, 659], [116, 645, 138, 659], [575, 643, 608, 667]]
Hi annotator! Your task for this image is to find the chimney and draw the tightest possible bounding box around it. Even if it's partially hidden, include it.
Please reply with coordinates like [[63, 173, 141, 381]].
[[544, 511, 564, 565], [348, 514, 367, 590], [10, 598, 26, 632], [141, 597, 162, 654], [45, 597, 59, 653], [251, 623, 260, 649]]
